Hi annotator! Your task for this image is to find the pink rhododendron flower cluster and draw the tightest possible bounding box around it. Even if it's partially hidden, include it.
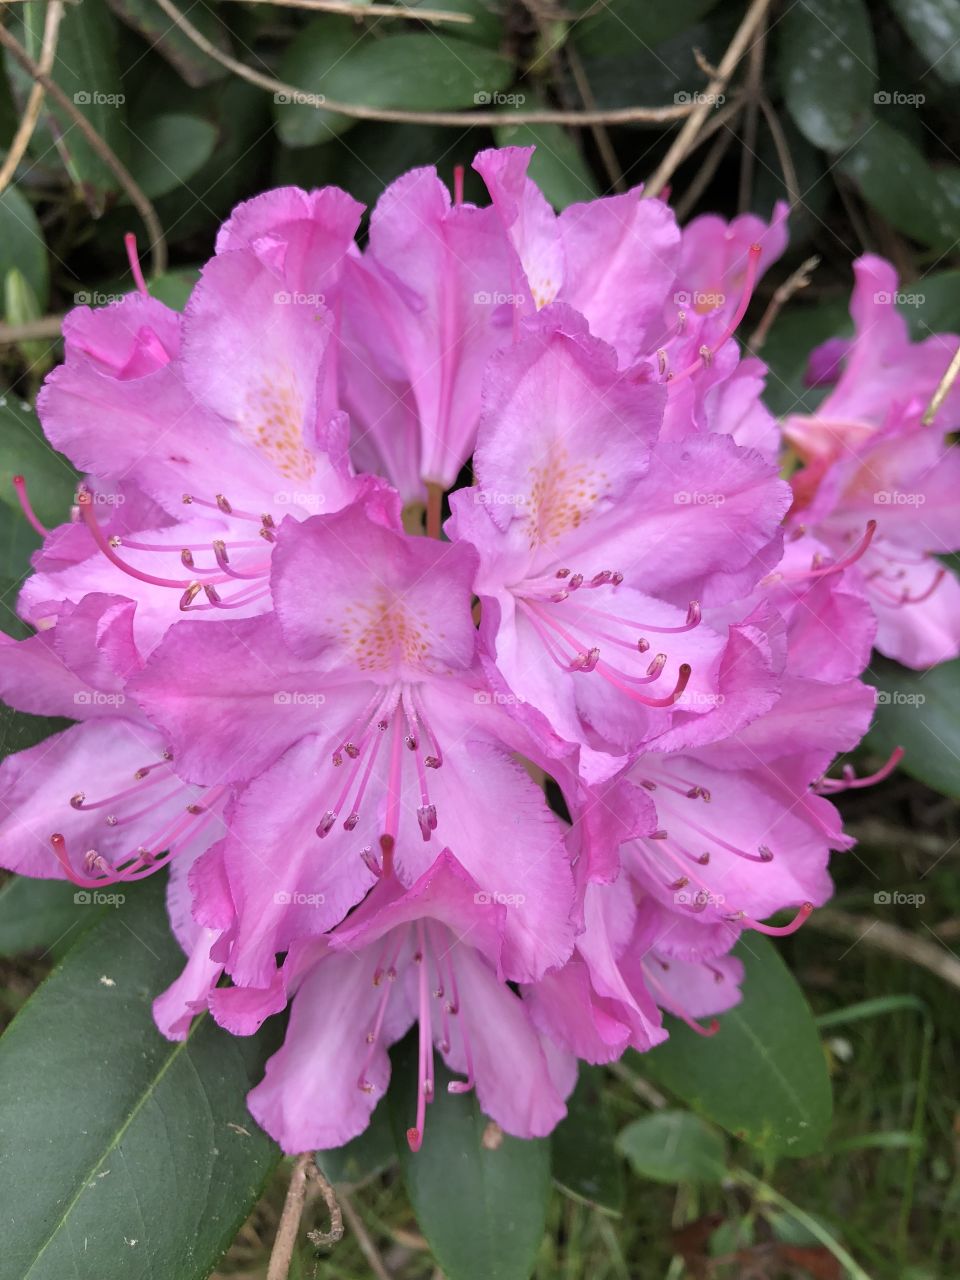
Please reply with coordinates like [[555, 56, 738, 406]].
[[0, 147, 955, 1154]]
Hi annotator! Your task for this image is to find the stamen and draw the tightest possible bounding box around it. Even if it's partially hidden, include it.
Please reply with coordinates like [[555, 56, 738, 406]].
[[815, 746, 903, 793], [124, 232, 149, 296], [724, 902, 813, 936], [667, 244, 763, 386], [12, 475, 50, 537], [767, 521, 876, 586]]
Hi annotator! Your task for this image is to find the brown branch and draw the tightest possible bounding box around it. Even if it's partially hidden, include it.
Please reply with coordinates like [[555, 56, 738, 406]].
[[810, 908, 960, 991], [340, 1191, 394, 1280], [267, 1154, 344, 1280], [757, 93, 799, 208], [748, 254, 819, 350], [643, 0, 774, 198], [0, 0, 65, 196], [150, 0, 699, 126], [0, 24, 167, 274], [0, 315, 66, 344], [220, 0, 474, 21]]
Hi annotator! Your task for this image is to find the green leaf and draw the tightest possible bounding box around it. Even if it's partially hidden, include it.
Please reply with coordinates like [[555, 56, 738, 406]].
[[758, 297, 851, 419], [839, 121, 960, 250], [0, 702, 73, 762], [108, 0, 231, 86], [617, 1110, 726, 1184], [570, 0, 720, 60], [316, 1097, 397, 1187], [493, 113, 598, 209], [901, 269, 960, 336], [643, 936, 833, 1157], [551, 1065, 623, 1214], [147, 268, 200, 312], [865, 657, 960, 800], [0, 396, 76, 531], [274, 20, 513, 147], [125, 113, 218, 199], [779, 0, 876, 151], [22, 0, 127, 205], [0, 875, 99, 959], [0, 876, 282, 1280], [0, 187, 49, 309], [389, 1036, 551, 1280], [887, 0, 960, 86]]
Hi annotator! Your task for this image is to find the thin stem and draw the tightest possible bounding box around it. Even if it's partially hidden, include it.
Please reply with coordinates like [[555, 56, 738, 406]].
[[0, 24, 167, 275], [644, 0, 774, 198], [221, 0, 472, 19], [150, 0, 701, 127], [0, 0, 64, 197]]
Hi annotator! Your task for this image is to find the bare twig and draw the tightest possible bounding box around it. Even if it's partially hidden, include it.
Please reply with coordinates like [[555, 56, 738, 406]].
[[674, 119, 739, 221], [748, 254, 819, 350], [566, 41, 625, 193], [0, 24, 167, 274], [151, 0, 699, 126], [0, 315, 66, 344], [810, 908, 960, 991], [0, 0, 65, 197], [643, 0, 774, 199], [340, 1191, 394, 1280], [757, 93, 799, 208], [220, 0, 474, 21], [267, 1155, 344, 1280], [737, 13, 767, 212]]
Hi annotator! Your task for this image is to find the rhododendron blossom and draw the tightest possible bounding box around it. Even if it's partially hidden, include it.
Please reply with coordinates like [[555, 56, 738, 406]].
[[3, 145, 942, 1157]]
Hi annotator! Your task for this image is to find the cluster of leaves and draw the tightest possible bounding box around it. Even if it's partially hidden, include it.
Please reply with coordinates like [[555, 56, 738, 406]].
[[2, 0, 960, 1277]]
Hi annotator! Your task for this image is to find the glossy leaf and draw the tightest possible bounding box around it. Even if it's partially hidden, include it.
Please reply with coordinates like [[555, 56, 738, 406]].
[[126, 113, 218, 199], [839, 120, 960, 250], [779, 0, 876, 151], [551, 1065, 623, 1214], [390, 1036, 551, 1280], [493, 113, 599, 209], [21, 0, 127, 205], [616, 1110, 726, 1184], [643, 936, 833, 1157], [0, 877, 282, 1280], [274, 20, 513, 147], [316, 1097, 397, 1187], [0, 875, 98, 959], [106, 0, 231, 86], [0, 187, 49, 309], [0, 396, 76, 530], [887, 0, 960, 86], [865, 657, 960, 801]]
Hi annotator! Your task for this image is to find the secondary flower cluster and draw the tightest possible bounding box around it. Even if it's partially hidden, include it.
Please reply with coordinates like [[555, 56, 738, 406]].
[[1, 147, 957, 1154]]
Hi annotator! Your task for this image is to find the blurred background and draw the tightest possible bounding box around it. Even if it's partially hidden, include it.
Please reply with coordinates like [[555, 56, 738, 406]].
[[1, 0, 960, 1276]]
